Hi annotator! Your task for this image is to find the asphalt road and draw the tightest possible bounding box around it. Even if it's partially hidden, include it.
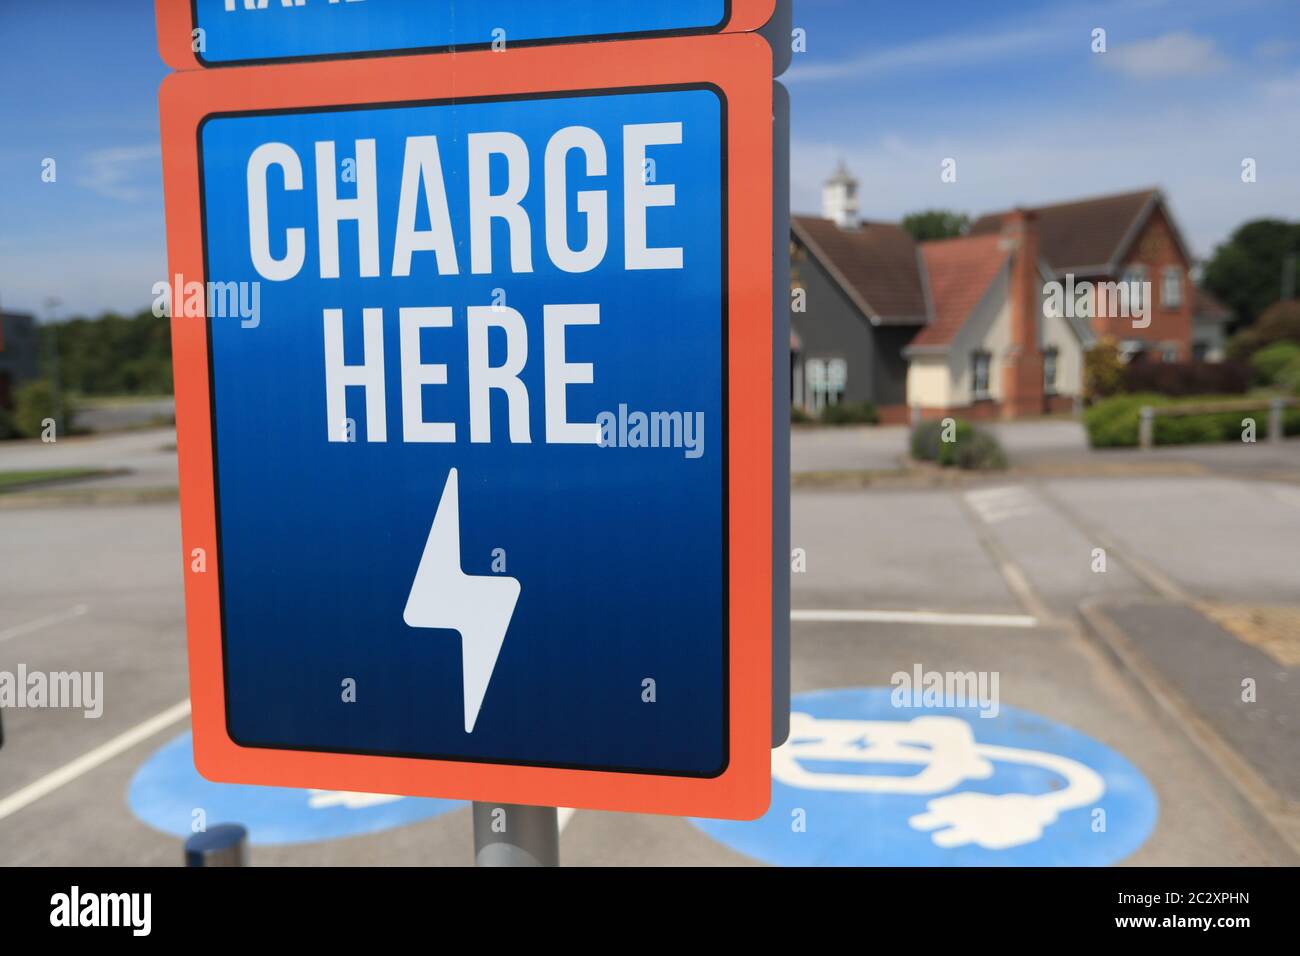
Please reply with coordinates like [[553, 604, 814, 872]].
[[0, 429, 1295, 865]]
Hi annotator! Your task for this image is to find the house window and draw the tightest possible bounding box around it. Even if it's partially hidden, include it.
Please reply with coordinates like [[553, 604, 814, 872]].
[[1161, 266, 1183, 309], [971, 351, 992, 400], [826, 358, 848, 405], [1043, 347, 1059, 395], [1122, 265, 1147, 313], [804, 357, 847, 412], [1119, 339, 1147, 364]]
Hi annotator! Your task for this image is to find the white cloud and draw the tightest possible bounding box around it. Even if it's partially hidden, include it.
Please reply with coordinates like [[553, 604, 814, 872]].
[[791, 78, 1300, 259], [1100, 32, 1229, 78], [786, 25, 1056, 83], [76, 143, 161, 202]]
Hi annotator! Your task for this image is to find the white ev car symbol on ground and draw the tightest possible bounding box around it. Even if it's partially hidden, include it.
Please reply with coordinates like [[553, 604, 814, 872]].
[[771, 712, 1106, 850], [306, 789, 405, 810]]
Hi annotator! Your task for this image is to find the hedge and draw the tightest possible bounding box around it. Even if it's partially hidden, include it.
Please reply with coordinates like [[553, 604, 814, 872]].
[[1085, 393, 1300, 447]]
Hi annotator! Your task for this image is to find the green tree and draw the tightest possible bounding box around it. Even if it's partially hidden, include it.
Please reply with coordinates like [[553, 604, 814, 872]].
[[1201, 219, 1300, 330], [901, 210, 970, 242], [1226, 299, 1300, 360], [1084, 338, 1125, 399], [40, 308, 173, 397]]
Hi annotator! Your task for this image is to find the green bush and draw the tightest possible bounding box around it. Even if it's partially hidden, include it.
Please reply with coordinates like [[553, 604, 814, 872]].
[[936, 419, 976, 466], [1084, 338, 1125, 399], [791, 405, 814, 424], [13, 380, 77, 439], [820, 400, 879, 426], [910, 419, 945, 461], [910, 418, 1004, 470], [1250, 341, 1300, 384], [1084, 393, 1161, 448], [953, 430, 1008, 470], [1276, 355, 1300, 395], [1084, 393, 1300, 447]]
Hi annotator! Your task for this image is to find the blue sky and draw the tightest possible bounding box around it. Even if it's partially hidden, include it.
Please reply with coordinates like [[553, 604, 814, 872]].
[[1, 0, 1297, 317]]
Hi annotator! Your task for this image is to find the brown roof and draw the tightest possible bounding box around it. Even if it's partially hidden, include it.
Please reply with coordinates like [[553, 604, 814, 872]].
[[792, 216, 926, 323], [969, 189, 1158, 273], [909, 234, 1011, 348]]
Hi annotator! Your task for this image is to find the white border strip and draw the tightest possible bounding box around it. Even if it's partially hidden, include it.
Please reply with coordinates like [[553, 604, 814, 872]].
[[792, 609, 1039, 628]]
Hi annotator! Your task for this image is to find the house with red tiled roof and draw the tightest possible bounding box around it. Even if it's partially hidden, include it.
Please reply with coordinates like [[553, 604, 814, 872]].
[[789, 167, 1233, 420]]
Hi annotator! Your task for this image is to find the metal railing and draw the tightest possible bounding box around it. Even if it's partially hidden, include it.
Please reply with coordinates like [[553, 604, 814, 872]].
[[1138, 396, 1297, 449]]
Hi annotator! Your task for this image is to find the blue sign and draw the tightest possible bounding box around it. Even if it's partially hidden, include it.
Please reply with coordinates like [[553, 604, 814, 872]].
[[191, 0, 734, 65], [129, 733, 462, 844], [692, 689, 1159, 866], [199, 88, 727, 775]]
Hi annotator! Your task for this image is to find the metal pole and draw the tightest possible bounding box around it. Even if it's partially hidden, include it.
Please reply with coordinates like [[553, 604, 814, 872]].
[[184, 823, 248, 867], [472, 802, 559, 867], [1139, 406, 1154, 449], [1269, 398, 1284, 444]]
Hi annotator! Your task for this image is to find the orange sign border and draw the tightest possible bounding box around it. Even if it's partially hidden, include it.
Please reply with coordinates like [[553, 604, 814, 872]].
[[157, 0, 777, 71], [160, 32, 773, 819]]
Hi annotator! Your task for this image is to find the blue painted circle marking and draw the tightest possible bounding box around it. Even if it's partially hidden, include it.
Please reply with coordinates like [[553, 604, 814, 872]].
[[693, 688, 1158, 866], [128, 732, 463, 846]]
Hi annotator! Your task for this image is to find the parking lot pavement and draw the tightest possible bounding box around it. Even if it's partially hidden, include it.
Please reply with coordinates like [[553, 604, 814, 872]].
[[793, 488, 1021, 614], [0, 505, 187, 814], [791, 424, 908, 474], [1043, 476, 1300, 605], [0, 428, 178, 492], [1085, 598, 1298, 804], [0, 472, 1292, 865]]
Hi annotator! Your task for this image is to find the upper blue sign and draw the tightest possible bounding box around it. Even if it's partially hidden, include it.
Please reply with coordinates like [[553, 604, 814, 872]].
[[197, 87, 728, 776], [172, 0, 768, 67]]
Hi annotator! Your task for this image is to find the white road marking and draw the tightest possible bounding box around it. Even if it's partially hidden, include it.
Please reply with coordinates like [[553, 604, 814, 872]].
[[964, 486, 1036, 524], [0, 699, 191, 823], [0, 604, 89, 645], [792, 609, 1038, 628], [1269, 486, 1300, 511]]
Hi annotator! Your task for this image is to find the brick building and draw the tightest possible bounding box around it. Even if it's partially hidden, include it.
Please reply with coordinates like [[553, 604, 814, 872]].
[[790, 169, 1233, 420]]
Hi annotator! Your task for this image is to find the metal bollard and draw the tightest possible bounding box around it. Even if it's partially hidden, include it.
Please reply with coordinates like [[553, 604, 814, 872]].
[[1269, 398, 1285, 444], [472, 802, 559, 867], [184, 823, 248, 867], [1138, 406, 1154, 449]]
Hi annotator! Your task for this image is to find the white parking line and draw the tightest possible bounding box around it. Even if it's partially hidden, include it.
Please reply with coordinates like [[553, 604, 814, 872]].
[[1270, 486, 1300, 511], [0, 604, 89, 645], [0, 699, 191, 823], [792, 609, 1039, 628]]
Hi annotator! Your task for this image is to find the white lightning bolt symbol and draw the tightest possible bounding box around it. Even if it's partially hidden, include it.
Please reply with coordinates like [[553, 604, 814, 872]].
[[403, 468, 521, 733]]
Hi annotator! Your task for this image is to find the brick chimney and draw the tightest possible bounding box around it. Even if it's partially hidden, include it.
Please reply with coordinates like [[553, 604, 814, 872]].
[[1000, 209, 1044, 418]]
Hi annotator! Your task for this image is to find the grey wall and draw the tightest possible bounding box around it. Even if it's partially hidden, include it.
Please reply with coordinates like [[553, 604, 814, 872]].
[[790, 240, 918, 407]]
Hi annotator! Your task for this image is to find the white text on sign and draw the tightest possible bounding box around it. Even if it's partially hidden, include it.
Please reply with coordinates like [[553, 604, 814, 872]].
[[246, 124, 685, 280]]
